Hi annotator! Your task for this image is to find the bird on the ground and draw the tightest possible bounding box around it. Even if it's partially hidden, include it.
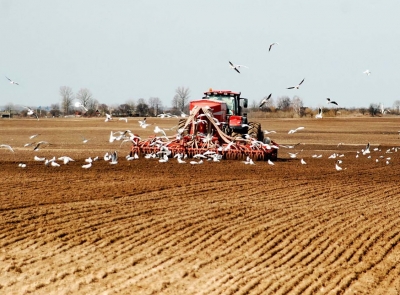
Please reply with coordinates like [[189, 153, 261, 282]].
[[316, 107, 323, 119], [0, 144, 14, 152], [110, 151, 118, 164], [363, 69, 371, 76], [326, 98, 339, 106], [58, 156, 74, 164], [267, 159, 275, 165], [190, 159, 203, 165], [229, 61, 248, 74], [362, 142, 371, 155], [82, 162, 92, 169], [287, 78, 305, 89], [6, 76, 19, 85], [259, 93, 272, 108], [301, 158, 307, 165], [51, 161, 60, 167], [18, 163, 26, 168], [269, 42, 279, 52], [335, 160, 343, 171], [82, 136, 89, 143], [288, 127, 305, 134]]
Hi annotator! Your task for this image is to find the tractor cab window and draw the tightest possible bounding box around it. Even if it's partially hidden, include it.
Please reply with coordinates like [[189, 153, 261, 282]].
[[206, 95, 234, 114]]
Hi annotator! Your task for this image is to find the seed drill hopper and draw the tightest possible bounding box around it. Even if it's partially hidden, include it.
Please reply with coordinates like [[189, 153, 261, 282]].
[[131, 89, 278, 160]]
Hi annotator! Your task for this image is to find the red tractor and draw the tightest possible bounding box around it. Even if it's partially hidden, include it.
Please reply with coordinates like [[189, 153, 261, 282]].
[[131, 89, 278, 161]]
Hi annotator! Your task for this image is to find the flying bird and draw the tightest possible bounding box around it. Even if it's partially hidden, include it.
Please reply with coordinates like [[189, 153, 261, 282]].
[[268, 42, 279, 52], [6, 76, 19, 85], [29, 134, 40, 139], [0, 144, 14, 152], [326, 98, 339, 106], [33, 141, 49, 151], [119, 117, 128, 123], [287, 78, 305, 89], [24, 107, 39, 120], [105, 113, 113, 122], [363, 69, 371, 76], [259, 93, 272, 108], [74, 102, 88, 112], [288, 127, 305, 134], [315, 107, 323, 119], [229, 61, 248, 74]]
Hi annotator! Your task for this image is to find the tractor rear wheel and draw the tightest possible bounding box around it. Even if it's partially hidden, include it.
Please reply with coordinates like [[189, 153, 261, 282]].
[[248, 122, 263, 141]]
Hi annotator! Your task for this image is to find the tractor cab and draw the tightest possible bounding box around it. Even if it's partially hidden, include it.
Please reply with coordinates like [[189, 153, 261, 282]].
[[203, 89, 248, 116], [202, 89, 249, 134]]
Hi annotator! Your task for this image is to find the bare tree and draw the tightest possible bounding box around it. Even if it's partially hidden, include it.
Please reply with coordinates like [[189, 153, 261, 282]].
[[291, 96, 303, 116], [97, 103, 109, 115], [50, 103, 60, 117], [148, 97, 162, 116], [392, 100, 400, 114], [76, 88, 93, 109], [136, 98, 149, 116], [368, 103, 379, 117], [60, 86, 74, 115], [126, 99, 136, 113], [276, 96, 291, 111], [174, 87, 190, 112]]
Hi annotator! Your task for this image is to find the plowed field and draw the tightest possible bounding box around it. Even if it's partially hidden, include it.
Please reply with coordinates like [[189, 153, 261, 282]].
[[1, 116, 400, 295]]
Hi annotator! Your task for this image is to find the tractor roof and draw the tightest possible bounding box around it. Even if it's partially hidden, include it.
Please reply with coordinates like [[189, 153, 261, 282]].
[[204, 89, 241, 96]]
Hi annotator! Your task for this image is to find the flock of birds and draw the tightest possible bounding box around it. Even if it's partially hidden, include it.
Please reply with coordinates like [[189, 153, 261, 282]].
[[1, 115, 398, 173], [230, 42, 371, 115]]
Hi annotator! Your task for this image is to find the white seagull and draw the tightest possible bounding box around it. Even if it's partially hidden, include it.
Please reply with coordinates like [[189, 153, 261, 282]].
[[269, 42, 279, 52], [259, 93, 272, 108], [105, 113, 113, 122], [288, 127, 305, 134], [33, 141, 49, 151], [6, 76, 19, 85], [267, 159, 275, 165], [24, 107, 39, 120], [335, 160, 343, 171], [300, 158, 307, 165], [229, 61, 248, 74], [119, 117, 128, 123], [58, 156, 74, 164], [82, 162, 92, 169], [287, 78, 305, 89], [326, 98, 339, 106], [315, 107, 323, 119], [363, 69, 371, 76], [0, 144, 14, 152]]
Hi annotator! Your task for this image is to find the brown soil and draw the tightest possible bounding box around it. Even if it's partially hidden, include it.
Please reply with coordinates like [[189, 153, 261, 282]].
[[1, 116, 400, 295]]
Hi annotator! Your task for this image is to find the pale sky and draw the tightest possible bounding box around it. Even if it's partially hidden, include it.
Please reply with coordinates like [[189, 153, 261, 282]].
[[1, 0, 399, 110]]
